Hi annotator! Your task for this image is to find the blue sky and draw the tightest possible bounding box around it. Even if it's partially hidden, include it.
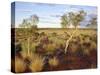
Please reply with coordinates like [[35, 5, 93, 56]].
[[13, 2, 97, 28]]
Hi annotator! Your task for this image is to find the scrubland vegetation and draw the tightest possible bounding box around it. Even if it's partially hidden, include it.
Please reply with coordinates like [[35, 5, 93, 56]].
[[11, 28, 97, 73]]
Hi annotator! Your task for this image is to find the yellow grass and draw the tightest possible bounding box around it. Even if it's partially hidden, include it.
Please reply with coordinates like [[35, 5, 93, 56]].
[[49, 57, 59, 67], [29, 54, 44, 72], [15, 57, 26, 73], [21, 50, 36, 61], [44, 43, 56, 53]]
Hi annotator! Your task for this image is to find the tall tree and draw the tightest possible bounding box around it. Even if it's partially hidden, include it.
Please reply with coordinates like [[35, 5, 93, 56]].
[[19, 14, 39, 56], [61, 10, 86, 53]]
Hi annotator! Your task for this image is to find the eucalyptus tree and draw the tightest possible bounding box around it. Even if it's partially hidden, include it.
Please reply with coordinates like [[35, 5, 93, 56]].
[[61, 10, 86, 53], [19, 14, 39, 56], [61, 10, 86, 28]]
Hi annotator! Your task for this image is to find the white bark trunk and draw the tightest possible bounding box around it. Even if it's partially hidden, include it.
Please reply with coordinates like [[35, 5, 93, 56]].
[[64, 28, 77, 54]]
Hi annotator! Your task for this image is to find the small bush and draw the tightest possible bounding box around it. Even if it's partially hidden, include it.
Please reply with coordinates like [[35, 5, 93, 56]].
[[29, 54, 44, 72], [15, 57, 26, 73], [49, 57, 59, 67], [68, 41, 80, 53], [90, 41, 97, 51], [45, 43, 56, 54]]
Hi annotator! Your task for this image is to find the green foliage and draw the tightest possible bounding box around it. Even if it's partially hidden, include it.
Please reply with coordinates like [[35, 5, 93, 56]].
[[60, 10, 86, 28], [61, 14, 69, 28], [19, 14, 39, 28]]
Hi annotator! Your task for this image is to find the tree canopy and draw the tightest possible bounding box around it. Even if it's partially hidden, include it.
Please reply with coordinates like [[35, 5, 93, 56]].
[[61, 10, 86, 28], [19, 14, 39, 28]]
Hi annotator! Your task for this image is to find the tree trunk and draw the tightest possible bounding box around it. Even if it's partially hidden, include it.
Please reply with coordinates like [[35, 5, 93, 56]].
[[64, 27, 77, 54]]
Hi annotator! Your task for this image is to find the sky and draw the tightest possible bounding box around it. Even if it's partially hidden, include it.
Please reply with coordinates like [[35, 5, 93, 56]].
[[12, 2, 97, 28]]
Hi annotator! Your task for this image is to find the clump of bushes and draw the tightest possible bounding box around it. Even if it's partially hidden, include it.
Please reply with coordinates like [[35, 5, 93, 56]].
[[44, 43, 56, 54], [29, 54, 45, 72], [14, 29, 97, 72]]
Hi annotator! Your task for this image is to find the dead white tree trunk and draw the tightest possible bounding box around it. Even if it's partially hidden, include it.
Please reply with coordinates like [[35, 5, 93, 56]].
[[64, 28, 77, 54]]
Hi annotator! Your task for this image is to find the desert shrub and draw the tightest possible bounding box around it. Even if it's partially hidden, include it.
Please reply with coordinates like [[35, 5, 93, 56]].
[[51, 32, 57, 37], [82, 48, 90, 55], [52, 37, 65, 47], [15, 57, 27, 73], [57, 34, 66, 40], [44, 43, 56, 54], [48, 57, 59, 67], [34, 32, 39, 37], [40, 32, 45, 37], [82, 42, 93, 56], [32, 32, 39, 41], [21, 41, 39, 59], [78, 35, 84, 45], [29, 43, 37, 53], [67, 41, 80, 54], [29, 54, 44, 72], [89, 41, 97, 51], [57, 39, 65, 46], [40, 35, 49, 44], [49, 36, 57, 42], [82, 40, 97, 56], [84, 36, 91, 43]]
